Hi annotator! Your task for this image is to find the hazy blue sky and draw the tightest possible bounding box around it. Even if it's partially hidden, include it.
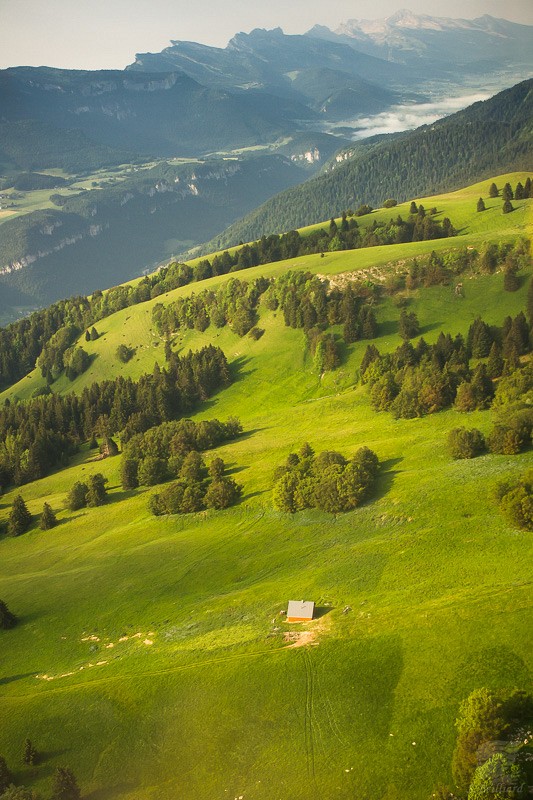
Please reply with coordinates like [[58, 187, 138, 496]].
[[1, 0, 532, 70]]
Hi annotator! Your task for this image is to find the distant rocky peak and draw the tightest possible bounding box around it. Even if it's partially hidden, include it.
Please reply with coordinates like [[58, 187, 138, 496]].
[[335, 10, 499, 38]]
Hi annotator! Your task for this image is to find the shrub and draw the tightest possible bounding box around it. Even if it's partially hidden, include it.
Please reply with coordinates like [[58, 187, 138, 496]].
[[493, 470, 533, 531], [447, 428, 486, 459], [205, 478, 242, 509], [115, 344, 135, 363]]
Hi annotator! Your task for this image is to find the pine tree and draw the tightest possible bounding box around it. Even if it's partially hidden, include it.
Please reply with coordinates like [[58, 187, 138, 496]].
[[51, 766, 81, 800], [399, 310, 420, 340], [503, 264, 520, 291], [488, 182, 499, 198], [7, 495, 32, 537], [23, 738, 38, 766], [90, 327, 99, 341], [502, 182, 514, 201], [0, 600, 17, 629], [66, 482, 88, 511], [0, 755, 13, 794], [39, 502, 57, 530], [514, 181, 524, 200], [476, 197, 485, 212], [86, 473, 108, 507], [527, 277, 533, 325], [502, 199, 514, 214], [486, 342, 503, 379], [524, 177, 532, 198], [120, 458, 139, 490], [84, 330, 91, 342], [100, 436, 119, 457], [409, 201, 418, 214], [208, 457, 225, 481]]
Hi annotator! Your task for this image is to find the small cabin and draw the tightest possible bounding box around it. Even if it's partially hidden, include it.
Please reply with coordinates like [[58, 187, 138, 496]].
[[287, 600, 315, 623]]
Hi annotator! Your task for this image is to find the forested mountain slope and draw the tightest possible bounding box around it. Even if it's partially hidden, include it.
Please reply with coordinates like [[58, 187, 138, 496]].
[[203, 79, 533, 253]]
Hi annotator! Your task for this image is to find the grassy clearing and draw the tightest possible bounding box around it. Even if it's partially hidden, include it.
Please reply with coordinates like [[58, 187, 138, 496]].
[[0, 175, 532, 799]]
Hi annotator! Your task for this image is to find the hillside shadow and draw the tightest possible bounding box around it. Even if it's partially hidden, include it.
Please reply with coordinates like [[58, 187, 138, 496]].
[[374, 456, 403, 501], [0, 672, 36, 686], [379, 319, 398, 337], [230, 355, 255, 383], [36, 748, 69, 765], [225, 465, 247, 476], [56, 512, 86, 527], [84, 782, 137, 800], [103, 488, 139, 506], [236, 426, 269, 441], [241, 489, 269, 502], [419, 321, 444, 336]]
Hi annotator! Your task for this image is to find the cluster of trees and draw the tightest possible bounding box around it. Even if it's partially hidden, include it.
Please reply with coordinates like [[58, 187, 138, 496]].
[[0, 345, 231, 488], [37, 324, 91, 383], [273, 271, 378, 340], [2, 495, 58, 537], [493, 470, 533, 531], [0, 748, 80, 799], [478, 179, 532, 215], [361, 308, 533, 419], [447, 412, 532, 459], [152, 277, 269, 338], [66, 474, 108, 511], [121, 417, 243, 490], [152, 270, 380, 376], [489, 178, 532, 201], [440, 687, 533, 798], [272, 443, 379, 514], [400, 239, 530, 293], [149, 453, 242, 516]]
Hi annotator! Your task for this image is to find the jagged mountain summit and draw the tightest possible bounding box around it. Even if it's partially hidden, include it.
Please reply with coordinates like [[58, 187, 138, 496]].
[[307, 11, 533, 73]]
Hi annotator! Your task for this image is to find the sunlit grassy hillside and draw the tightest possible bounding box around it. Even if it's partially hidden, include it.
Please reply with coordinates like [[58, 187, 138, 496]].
[[0, 173, 532, 800]]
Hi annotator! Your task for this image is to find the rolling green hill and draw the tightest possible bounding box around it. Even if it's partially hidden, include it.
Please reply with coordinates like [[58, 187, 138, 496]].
[[0, 174, 532, 800]]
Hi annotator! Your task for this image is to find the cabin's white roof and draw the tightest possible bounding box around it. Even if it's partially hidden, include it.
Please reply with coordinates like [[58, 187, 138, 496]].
[[287, 600, 315, 618]]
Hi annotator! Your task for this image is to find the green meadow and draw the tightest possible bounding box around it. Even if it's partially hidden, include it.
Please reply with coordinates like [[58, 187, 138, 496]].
[[0, 173, 532, 799]]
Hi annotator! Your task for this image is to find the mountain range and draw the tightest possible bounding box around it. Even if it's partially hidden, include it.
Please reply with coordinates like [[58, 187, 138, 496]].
[[0, 12, 531, 319]]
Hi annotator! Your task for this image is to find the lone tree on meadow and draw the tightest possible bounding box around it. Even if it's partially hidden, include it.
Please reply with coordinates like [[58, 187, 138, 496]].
[[0, 600, 17, 629], [66, 481, 88, 511], [7, 495, 32, 537], [488, 182, 499, 198], [476, 197, 486, 212], [399, 309, 420, 340], [502, 199, 514, 214], [23, 738, 38, 766], [39, 502, 57, 530], [51, 767, 81, 800], [85, 473, 108, 507]]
